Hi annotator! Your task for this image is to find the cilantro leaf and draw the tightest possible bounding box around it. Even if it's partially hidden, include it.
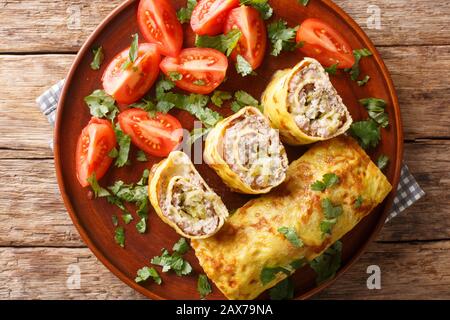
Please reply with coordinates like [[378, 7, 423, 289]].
[[178, 94, 222, 127], [267, 20, 298, 56], [87, 173, 111, 198], [108, 148, 119, 158], [114, 227, 125, 248], [84, 90, 119, 121], [197, 274, 212, 299], [260, 266, 291, 285], [173, 237, 190, 255], [112, 215, 119, 227], [376, 154, 389, 171], [151, 240, 193, 276], [177, 0, 197, 24], [278, 227, 304, 248], [357, 75, 370, 86], [122, 33, 139, 70], [135, 266, 162, 285], [130, 98, 157, 117], [240, 0, 273, 20], [113, 124, 131, 167], [349, 119, 381, 149], [325, 63, 338, 75], [90, 46, 104, 70], [269, 278, 294, 300], [122, 213, 133, 224], [231, 90, 261, 112], [309, 241, 342, 284], [359, 98, 389, 128], [354, 195, 363, 208], [320, 198, 343, 235], [311, 173, 340, 191], [347, 48, 372, 81], [211, 90, 232, 107], [298, 0, 309, 6], [236, 54, 254, 77], [195, 29, 242, 56], [136, 150, 148, 162]]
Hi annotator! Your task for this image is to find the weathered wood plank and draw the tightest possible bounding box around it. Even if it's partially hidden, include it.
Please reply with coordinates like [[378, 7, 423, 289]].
[[0, 45, 449, 159], [0, 140, 448, 247], [0, 0, 449, 53], [1, 241, 449, 299]]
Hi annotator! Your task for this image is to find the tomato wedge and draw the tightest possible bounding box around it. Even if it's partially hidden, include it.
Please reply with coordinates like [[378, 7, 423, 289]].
[[76, 118, 116, 187], [224, 6, 267, 70], [137, 0, 183, 57], [160, 48, 228, 94], [118, 109, 183, 158], [191, 0, 240, 36], [102, 43, 160, 105], [296, 18, 355, 68]]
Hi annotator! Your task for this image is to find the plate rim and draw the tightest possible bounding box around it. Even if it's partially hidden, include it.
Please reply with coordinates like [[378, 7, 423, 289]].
[[54, 0, 404, 300]]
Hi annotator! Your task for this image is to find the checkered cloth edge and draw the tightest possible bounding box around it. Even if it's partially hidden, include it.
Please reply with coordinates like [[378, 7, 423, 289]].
[[37, 80, 425, 222]]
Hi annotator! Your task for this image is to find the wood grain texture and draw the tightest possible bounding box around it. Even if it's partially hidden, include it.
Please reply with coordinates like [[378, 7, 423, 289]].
[[0, 0, 449, 53], [1, 241, 449, 299]]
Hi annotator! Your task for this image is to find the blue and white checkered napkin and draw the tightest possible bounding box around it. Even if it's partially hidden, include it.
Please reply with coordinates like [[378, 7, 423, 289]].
[[37, 80, 425, 222]]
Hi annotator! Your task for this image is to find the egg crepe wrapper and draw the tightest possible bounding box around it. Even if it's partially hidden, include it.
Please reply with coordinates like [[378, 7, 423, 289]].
[[192, 136, 392, 300], [204, 106, 288, 194], [148, 151, 229, 239], [261, 58, 353, 145]]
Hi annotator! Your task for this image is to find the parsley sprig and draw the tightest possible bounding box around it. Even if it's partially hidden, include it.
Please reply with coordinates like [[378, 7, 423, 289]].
[[309, 241, 342, 284], [267, 20, 299, 56], [311, 173, 340, 191], [151, 238, 193, 276]]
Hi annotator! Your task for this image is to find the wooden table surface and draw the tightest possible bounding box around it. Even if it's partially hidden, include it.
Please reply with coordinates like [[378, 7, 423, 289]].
[[0, 0, 449, 300]]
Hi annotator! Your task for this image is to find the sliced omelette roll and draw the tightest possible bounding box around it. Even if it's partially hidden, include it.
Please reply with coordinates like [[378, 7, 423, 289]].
[[204, 106, 288, 194], [148, 151, 229, 239], [261, 57, 353, 145]]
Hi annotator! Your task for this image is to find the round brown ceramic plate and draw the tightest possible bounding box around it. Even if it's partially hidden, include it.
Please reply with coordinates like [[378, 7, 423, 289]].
[[55, 0, 403, 300]]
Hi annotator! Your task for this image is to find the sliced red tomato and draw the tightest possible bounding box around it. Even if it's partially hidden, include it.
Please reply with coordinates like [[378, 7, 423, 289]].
[[160, 48, 228, 94], [118, 109, 183, 158], [102, 43, 161, 105], [76, 118, 116, 187], [224, 6, 267, 70], [191, 0, 240, 36], [137, 0, 183, 57], [296, 18, 355, 68]]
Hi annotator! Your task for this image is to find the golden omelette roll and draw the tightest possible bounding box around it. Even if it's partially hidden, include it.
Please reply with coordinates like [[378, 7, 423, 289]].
[[192, 136, 392, 300], [148, 151, 229, 239], [261, 57, 353, 145], [204, 106, 288, 194]]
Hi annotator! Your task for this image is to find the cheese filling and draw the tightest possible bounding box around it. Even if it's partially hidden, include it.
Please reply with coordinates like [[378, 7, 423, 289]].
[[287, 61, 349, 138]]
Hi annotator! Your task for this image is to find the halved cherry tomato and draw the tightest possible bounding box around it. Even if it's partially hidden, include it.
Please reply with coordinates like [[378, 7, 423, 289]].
[[118, 109, 183, 158], [191, 0, 240, 36], [102, 43, 160, 105], [224, 6, 267, 70], [160, 48, 228, 94], [296, 18, 355, 68], [137, 0, 183, 57], [76, 118, 116, 187]]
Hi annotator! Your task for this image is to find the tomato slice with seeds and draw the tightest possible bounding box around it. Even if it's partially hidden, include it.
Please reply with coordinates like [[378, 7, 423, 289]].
[[160, 48, 228, 94], [76, 118, 116, 187], [118, 109, 183, 158], [191, 0, 240, 36], [137, 0, 183, 57], [224, 6, 267, 70], [102, 43, 160, 105], [296, 18, 355, 68]]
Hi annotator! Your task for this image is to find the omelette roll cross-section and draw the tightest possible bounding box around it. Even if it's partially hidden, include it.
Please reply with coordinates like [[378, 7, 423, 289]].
[[261, 57, 353, 145], [148, 151, 229, 239], [204, 106, 288, 194], [192, 136, 392, 300]]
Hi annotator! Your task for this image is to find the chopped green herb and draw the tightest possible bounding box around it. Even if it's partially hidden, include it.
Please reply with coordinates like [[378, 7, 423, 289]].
[[320, 198, 343, 235], [189, 127, 212, 145], [195, 29, 242, 56], [151, 248, 193, 276], [122, 213, 133, 224], [359, 98, 389, 128], [197, 274, 212, 299], [136, 150, 148, 162], [177, 0, 197, 24], [311, 173, 340, 191], [211, 90, 232, 107], [136, 217, 147, 234], [357, 75, 370, 86], [298, 0, 309, 6], [354, 195, 363, 208], [90, 46, 104, 70], [376, 154, 390, 171], [240, 0, 273, 20], [260, 259, 302, 286], [235, 54, 254, 77], [114, 227, 125, 248], [347, 48, 372, 81], [267, 20, 299, 56], [112, 215, 119, 227], [310, 240, 342, 284], [87, 173, 111, 198], [122, 33, 139, 70], [231, 90, 261, 112], [135, 266, 162, 284], [84, 90, 119, 121], [269, 278, 294, 300], [278, 227, 304, 248], [324, 63, 339, 75], [349, 119, 381, 149], [113, 124, 131, 167], [108, 147, 119, 159], [173, 237, 190, 255]]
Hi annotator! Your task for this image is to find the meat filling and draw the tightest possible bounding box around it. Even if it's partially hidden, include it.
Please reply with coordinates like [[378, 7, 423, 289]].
[[222, 110, 288, 189], [287, 62, 348, 138]]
